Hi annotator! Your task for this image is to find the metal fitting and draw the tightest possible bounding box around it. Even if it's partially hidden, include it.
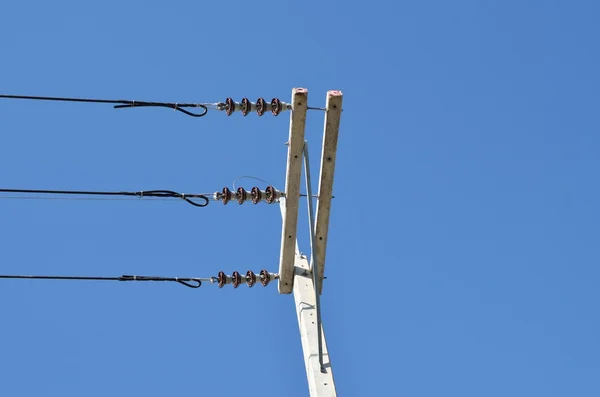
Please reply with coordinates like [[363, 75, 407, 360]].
[[236, 187, 248, 204], [246, 270, 257, 287], [221, 187, 234, 205], [265, 185, 283, 204], [241, 98, 256, 116], [225, 98, 241, 116], [231, 271, 245, 288], [217, 271, 231, 288], [256, 98, 271, 116], [251, 187, 263, 204]]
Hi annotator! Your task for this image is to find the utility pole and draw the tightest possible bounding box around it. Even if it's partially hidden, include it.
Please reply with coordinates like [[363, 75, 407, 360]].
[[0, 88, 344, 397], [279, 89, 343, 397]]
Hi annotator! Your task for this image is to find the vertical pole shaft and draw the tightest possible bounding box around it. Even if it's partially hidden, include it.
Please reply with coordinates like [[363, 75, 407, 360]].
[[303, 142, 325, 372]]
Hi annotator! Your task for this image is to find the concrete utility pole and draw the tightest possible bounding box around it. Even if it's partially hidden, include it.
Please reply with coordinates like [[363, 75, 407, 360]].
[[278, 89, 343, 397], [0, 88, 344, 397]]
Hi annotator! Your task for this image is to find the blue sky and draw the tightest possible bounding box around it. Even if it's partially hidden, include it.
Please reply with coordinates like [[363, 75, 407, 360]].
[[0, 1, 598, 396]]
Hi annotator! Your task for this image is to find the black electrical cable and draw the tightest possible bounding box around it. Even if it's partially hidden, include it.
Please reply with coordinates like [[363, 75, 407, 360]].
[[0, 274, 207, 288], [0, 94, 209, 117], [0, 188, 209, 207]]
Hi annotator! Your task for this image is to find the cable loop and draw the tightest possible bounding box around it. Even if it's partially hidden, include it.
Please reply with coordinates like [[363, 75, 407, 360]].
[[176, 279, 202, 288], [113, 103, 208, 117], [183, 197, 209, 207], [135, 190, 209, 207]]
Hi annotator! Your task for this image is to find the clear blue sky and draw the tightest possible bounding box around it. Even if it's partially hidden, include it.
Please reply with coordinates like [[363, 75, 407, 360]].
[[0, 1, 598, 396]]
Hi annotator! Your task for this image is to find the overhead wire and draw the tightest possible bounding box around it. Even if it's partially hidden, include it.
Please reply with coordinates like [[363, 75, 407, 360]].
[[0, 188, 211, 207], [0, 274, 216, 289], [0, 94, 223, 117], [0, 196, 186, 202]]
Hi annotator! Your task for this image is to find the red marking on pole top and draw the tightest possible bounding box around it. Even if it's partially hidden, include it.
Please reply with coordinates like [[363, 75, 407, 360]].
[[328, 90, 342, 96], [294, 88, 308, 94]]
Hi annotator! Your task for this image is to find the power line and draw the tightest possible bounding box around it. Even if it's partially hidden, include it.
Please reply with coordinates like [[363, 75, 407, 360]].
[[0, 94, 219, 117], [0, 188, 210, 207], [0, 274, 212, 288], [0, 196, 190, 202]]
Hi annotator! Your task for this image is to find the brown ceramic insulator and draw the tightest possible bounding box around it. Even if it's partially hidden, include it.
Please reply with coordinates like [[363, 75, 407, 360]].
[[260, 269, 271, 287], [217, 271, 227, 288], [256, 98, 267, 116], [246, 270, 257, 287], [251, 187, 262, 204], [265, 185, 280, 204], [225, 97, 236, 116], [236, 187, 248, 204], [241, 98, 252, 116], [271, 98, 282, 116], [232, 271, 242, 288], [221, 187, 232, 205]]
